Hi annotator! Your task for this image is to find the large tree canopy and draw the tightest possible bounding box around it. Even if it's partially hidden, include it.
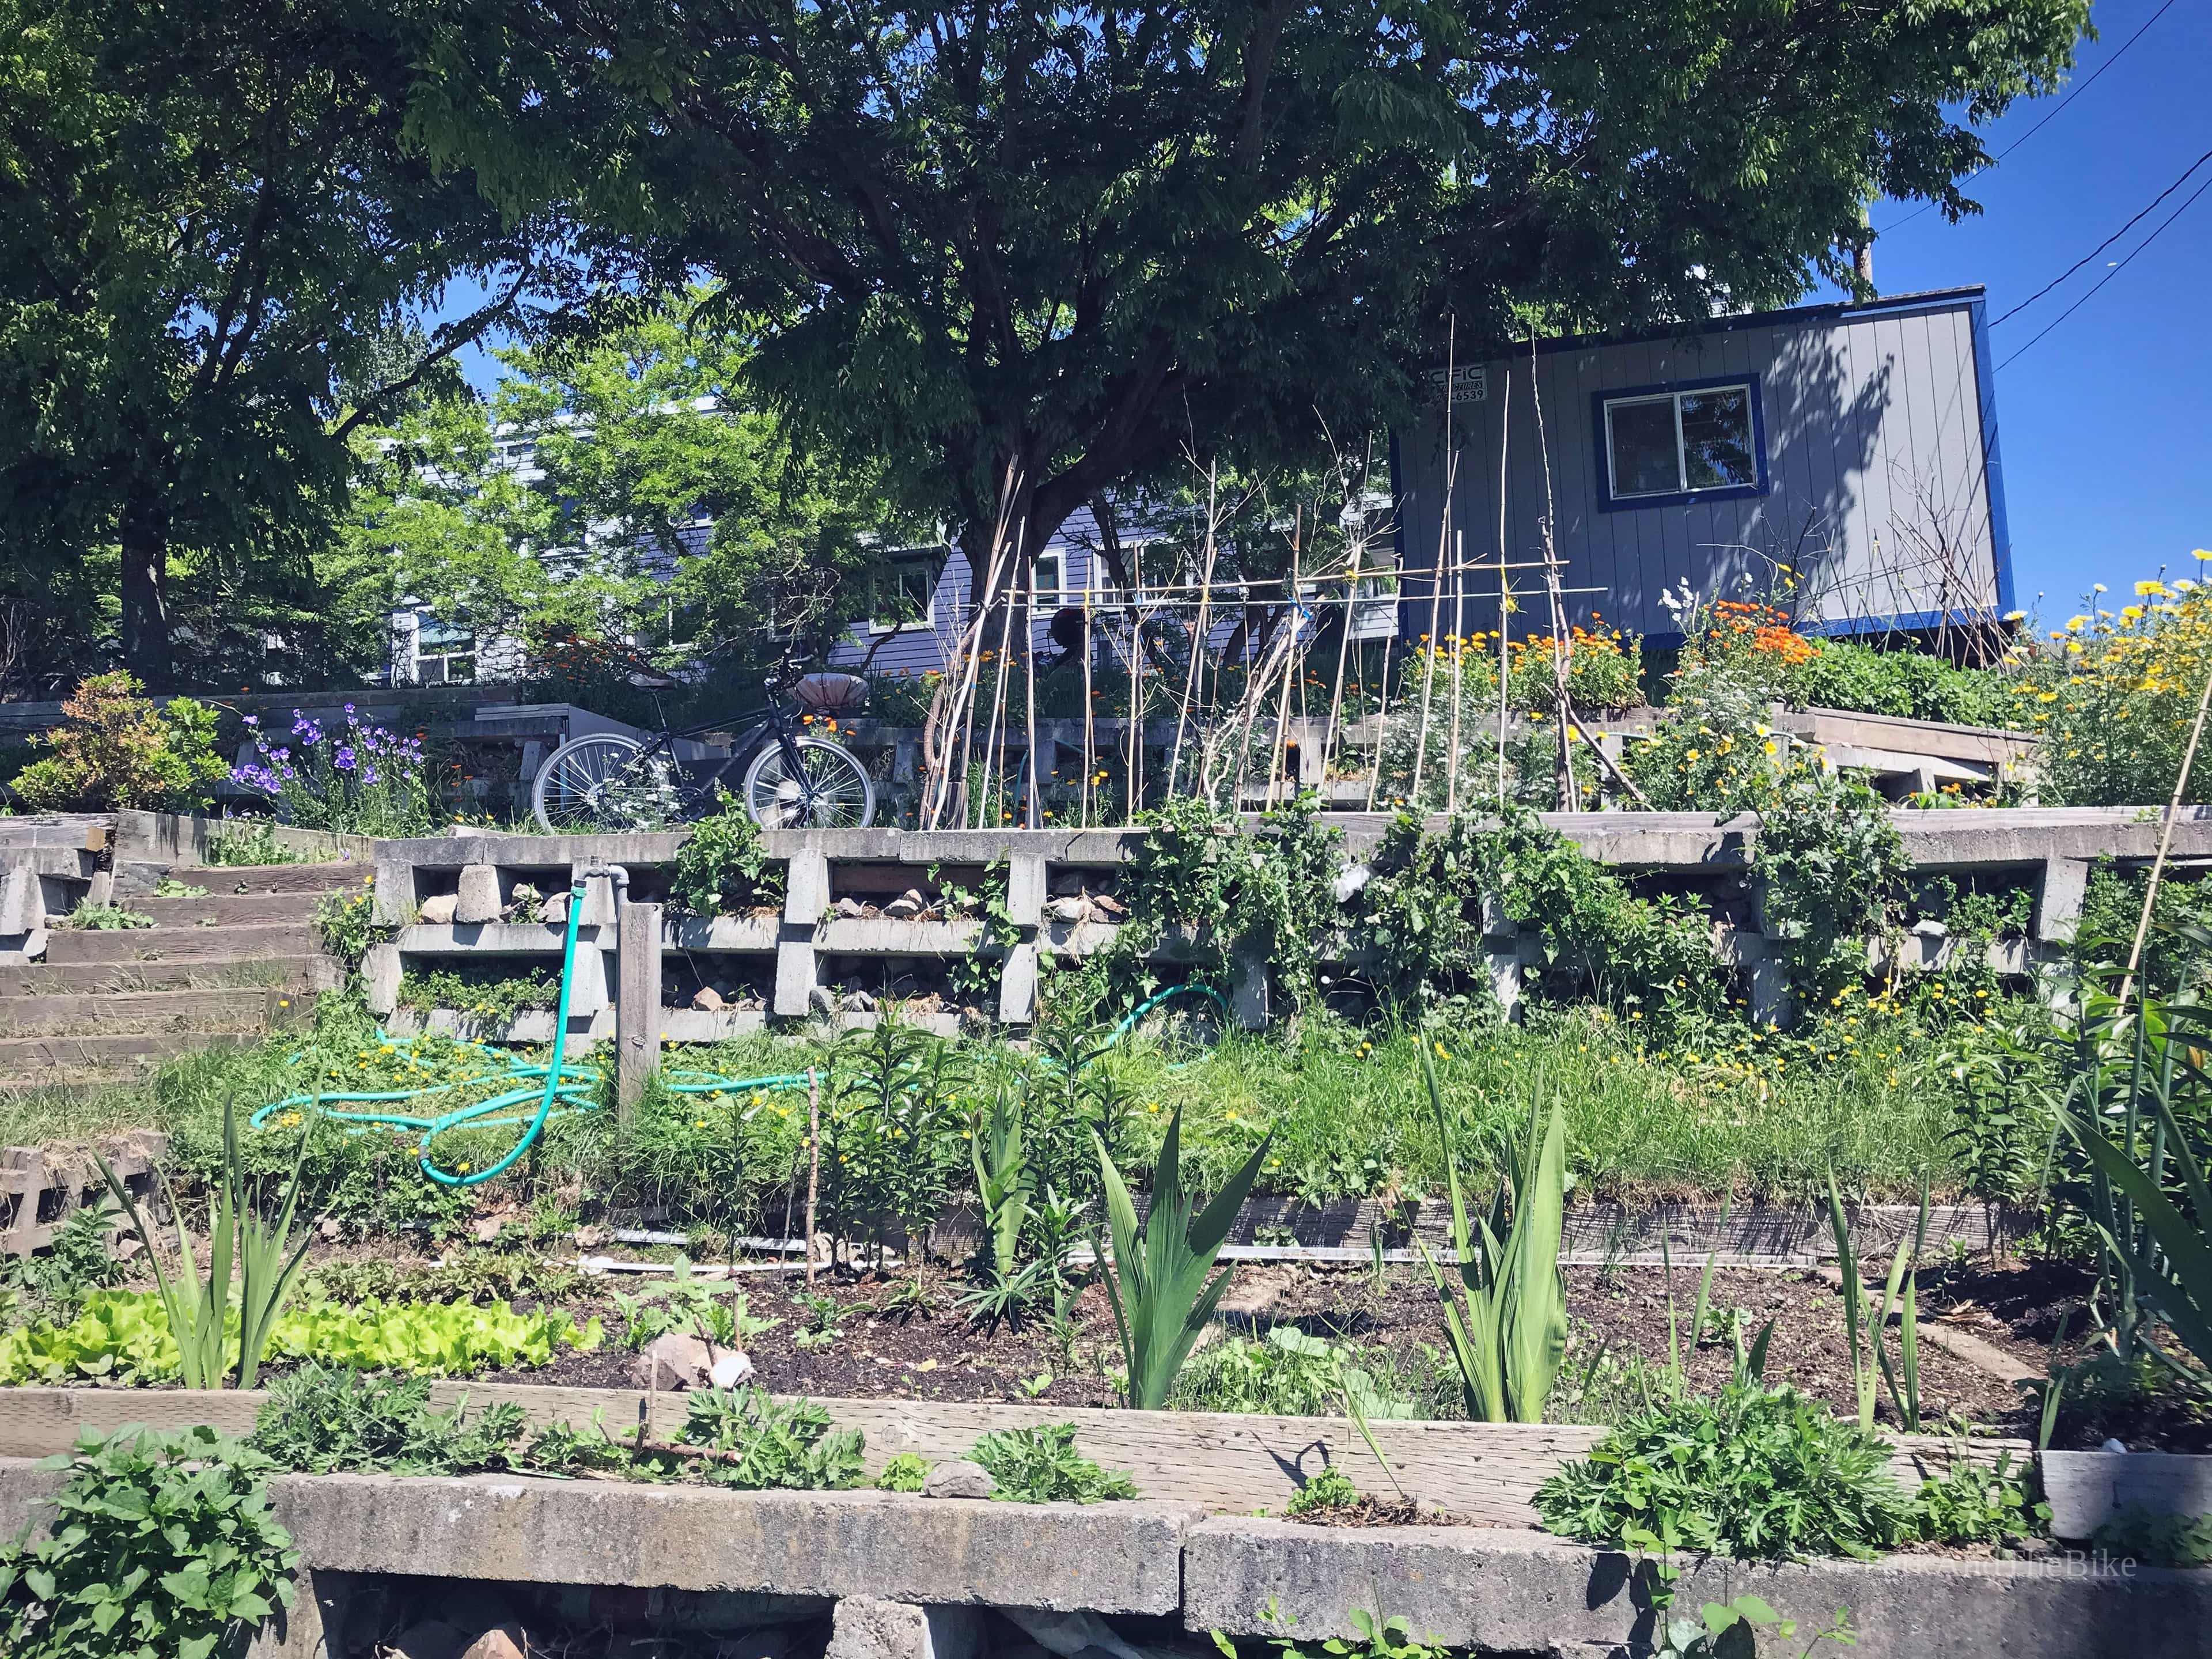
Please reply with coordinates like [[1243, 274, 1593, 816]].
[[408, 0, 2087, 581], [0, 0, 576, 688]]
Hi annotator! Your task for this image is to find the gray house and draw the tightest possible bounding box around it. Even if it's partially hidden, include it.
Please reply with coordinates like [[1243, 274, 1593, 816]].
[[1391, 286, 2014, 649]]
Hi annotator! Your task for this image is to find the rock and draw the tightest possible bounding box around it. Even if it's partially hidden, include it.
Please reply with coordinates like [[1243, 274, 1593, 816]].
[[454, 863, 503, 925], [694, 985, 728, 1012], [471, 1217, 502, 1244], [1332, 863, 1371, 904], [388, 1620, 468, 1659], [809, 984, 838, 1017], [833, 896, 866, 918], [418, 892, 459, 925], [709, 1349, 755, 1389], [846, 989, 877, 1013], [631, 1331, 715, 1389], [884, 894, 922, 919], [318, 1217, 342, 1240], [1089, 893, 1127, 918], [1046, 896, 1088, 923], [543, 893, 569, 924], [828, 1598, 982, 1659], [460, 1626, 528, 1659], [921, 1459, 995, 1499], [574, 1224, 609, 1249]]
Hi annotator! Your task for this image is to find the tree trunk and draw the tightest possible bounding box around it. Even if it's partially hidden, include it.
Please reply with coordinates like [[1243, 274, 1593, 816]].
[[118, 493, 173, 690]]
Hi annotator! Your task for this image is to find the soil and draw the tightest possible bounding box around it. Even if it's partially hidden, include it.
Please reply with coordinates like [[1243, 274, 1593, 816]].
[[1283, 1495, 1488, 1528]]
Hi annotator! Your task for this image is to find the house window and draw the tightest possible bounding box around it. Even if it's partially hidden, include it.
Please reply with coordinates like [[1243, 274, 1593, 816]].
[[415, 616, 475, 684], [1031, 550, 1064, 607], [1598, 379, 1764, 508], [867, 554, 943, 634]]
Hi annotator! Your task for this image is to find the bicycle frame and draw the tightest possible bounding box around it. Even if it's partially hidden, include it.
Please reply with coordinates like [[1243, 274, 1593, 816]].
[[631, 685, 814, 814]]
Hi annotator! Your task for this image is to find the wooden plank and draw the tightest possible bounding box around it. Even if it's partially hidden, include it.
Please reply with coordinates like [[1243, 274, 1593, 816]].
[[0, 1384, 2031, 1531], [2041, 1449, 2212, 1541]]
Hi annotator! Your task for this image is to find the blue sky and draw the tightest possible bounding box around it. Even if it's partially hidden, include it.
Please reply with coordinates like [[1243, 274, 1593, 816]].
[[1816, 0, 2210, 622], [441, 2, 2206, 626]]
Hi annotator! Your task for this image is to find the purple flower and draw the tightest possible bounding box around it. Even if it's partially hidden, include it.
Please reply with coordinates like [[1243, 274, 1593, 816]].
[[343, 703, 355, 715], [242, 714, 259, 728], [363, 767, 381, 785], [334, 745, 357, 772]]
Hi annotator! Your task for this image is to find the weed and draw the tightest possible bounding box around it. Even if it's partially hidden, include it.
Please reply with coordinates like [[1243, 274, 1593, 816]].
[[671, 792, 787, 914], [1284, 1464, 1359, 1517], [0, 1425, 296, 1659], [679, 1387, 866, 1488], [876, 1452, 930, 1492], [792, 1290, 853, 1349], [969, 1422, 1137, 1502], [614, 1269, 778, 1351], [204, 821, 309, 867], [54, 904, 153, 931], [2090, 1507, 2212, 1567], [1911, 1448, 2048, 1547], [153, 877, 209, 898], [251, 1363, 530, 1475], [312, 884, 385, 966]]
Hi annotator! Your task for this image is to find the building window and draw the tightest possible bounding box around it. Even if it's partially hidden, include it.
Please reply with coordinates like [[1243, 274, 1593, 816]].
[[415, 616, 475, 684], [1597, 378, 1765, 509], [1031, 550, 1064, 607], [866, 553, 944, 634]]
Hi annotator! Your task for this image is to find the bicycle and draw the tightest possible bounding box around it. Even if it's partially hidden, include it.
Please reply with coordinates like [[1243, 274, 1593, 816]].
[[531, 655, 877, 833]]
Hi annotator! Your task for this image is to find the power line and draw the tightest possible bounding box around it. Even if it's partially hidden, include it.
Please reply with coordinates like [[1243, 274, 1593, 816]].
[[1992, 143, 2212, 325], [1877, 0, 2181, 234], [1997, 168, 2212, 369]]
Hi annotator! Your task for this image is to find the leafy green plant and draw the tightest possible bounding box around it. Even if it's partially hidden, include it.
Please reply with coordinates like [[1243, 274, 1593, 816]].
[[1653, 1597, 1859, 1659], [154, 877, 211, 898], [969, 1422, 1137, 1502], [0, 1425, 296, 1659], [1911, 1448, 2048, 1547], [1752, 767, 1911, 1005], [1284, 1464, 1359, 1517], [1825, 1171, 1930, 1431], [54, 904, 154, 931], [678, 1387, 866, 1488], [1172, 1325, 1418, 1420], [1211, 1606, 1452, 1659], [1534, 1381, 1914, 1562], [2090, 1506, 2212, 1567], [99, 1100, 313, 1390], [10, 673, 227, 813], [311, 883, 385, 967], [0, 1203, 123, 1324], [876, 1452, 930, 1492], [672, 791, 787, 913], [972, 1085, 1033, 1280], [251, 1363, 529, 1475], [614, 1271, 777, 1351], [1415, 1042, 1567, 1423], [397, 965, 560, 1030], [792, 1290, 854, 1349], [1094, 1103, 1273, 1410], [203, 822, 308, 868]]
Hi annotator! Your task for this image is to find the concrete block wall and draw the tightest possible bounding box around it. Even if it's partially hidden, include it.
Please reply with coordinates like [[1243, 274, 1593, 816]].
[[363, 808, 2212, 1040]]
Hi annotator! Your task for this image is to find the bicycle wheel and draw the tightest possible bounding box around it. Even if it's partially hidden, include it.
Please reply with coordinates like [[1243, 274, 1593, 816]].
[[741, 735, 876, 829], [533, 734, 685, 832]]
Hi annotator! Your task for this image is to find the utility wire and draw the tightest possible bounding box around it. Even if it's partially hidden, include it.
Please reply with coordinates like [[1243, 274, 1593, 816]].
[[1878, 0, 2181, 233], [1992, 144, 2212, 325], [1997, 168, 2212, 369]]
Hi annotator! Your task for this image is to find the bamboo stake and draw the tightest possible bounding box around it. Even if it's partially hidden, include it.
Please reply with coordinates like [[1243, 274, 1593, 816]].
[[804, 1067, 820, 1290], [1447, 529, 1467, 816], [976, 560, 1021, 827], [1081, 566, 1096, 827], [2119, 655, 2212, 1010], [1022, 562, 1042, 829], [1496, 366, 1513, 805], [1527, 329, 1578, 809], [1324, 513, 1365, 802], [1409, 317, 1460, 808], [1169, 461, 1222, 800], [925, 476, 1021, 830], [1365, 632, 1395, 811]]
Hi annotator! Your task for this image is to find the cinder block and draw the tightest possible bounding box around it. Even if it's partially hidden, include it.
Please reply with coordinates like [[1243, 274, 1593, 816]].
[[827, 1599, 980, 1659], [998, 942, 1039, 1025], [1004, 854, 1047, 927], [0, 865, 37, 934], [774, 940, 821, 1018], [454, 863, 502, 925], [1230, 949, 1268, 1031], [363, 944, 401, 1017], [371, 859, 416, 926], [2037, 855, 2092, 944], [785, 849, 832, 926]]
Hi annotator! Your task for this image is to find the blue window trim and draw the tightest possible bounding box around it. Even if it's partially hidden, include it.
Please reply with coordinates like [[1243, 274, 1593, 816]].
[[1967, 297, 2017, 618], [1591, 374, 1771, 513]]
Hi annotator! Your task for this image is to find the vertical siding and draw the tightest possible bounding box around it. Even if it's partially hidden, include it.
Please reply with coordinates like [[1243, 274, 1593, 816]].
[[1396, 296, 1999, 642]]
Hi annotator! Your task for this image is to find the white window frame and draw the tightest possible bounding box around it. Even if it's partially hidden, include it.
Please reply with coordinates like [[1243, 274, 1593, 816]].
[[1031, 550, 1065, 608], [1601, 382, 1757, 501], [866, 556, 942, 635], [413, 615, 476, 685]]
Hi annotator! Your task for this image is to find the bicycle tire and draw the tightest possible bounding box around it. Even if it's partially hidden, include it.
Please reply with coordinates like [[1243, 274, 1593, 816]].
[[532, 733, 688, 833], [741, 734, 876, 829]]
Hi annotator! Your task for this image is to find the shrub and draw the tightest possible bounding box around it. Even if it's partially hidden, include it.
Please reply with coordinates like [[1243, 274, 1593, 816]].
[[1790, 638, 2011, 727], [251, 1364, 532, 1475], [1911, 1449, 2048, 1547], [969, 1422, 1138, 1502], [672, 793, 787, 913], [231, 704, 433, 835], [1533, 1381, 1914, 1560], [10, 672, 226, 812], [1750, 767, 1910, 1003], [1, 1425, 297, 1659], [2014, 565, 2212, 807]]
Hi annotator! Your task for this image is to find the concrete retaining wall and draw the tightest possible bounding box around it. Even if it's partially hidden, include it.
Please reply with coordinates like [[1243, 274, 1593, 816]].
[[3, 1459, 2201, 1658]]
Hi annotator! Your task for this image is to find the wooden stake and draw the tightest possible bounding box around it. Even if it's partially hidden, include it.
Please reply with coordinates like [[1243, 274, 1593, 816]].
[[804, 1067, 821, 1290]]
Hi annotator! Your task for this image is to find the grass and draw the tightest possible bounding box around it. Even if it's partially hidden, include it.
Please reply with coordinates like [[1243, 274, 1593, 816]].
[[0, 978, 1999, 1238]]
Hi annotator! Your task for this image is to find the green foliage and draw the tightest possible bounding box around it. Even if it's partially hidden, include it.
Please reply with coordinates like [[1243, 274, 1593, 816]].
[[672, 793, 787, 914], [1534, 1381, 1915, 1561], [875, 1452, 930, 1493], [613, 1270, 776, 1351], [0, 1203, 123, 1325], [1096, 1104, 1273, 1409], [1416, 1043, 1568, 1423], [251, 1364, 532, 1476], [1224, 795, 1344, 1016], [1172, 1325, 1421, 1420], [54, 904, 154, 930], [1911, 1449, 2048, 1547], [968, 1423, 1137, 1503], [1652, 1597, 1859, 1659], [972, 1085, 1035, 1281], [1752, 768, 1911, 1003], [1790, 639, 2012, 726], [1827, 1171, 1930, 1431], [0, 1288, 601, 1384], [301, 1250, 582, 1308], [1284, 1464, 1360, 1517], [1215, 1607, 1453, 1659], [11, 675, 225, 811], [397, 965, 560, 1031], [312, 884, 385, 967], [823, 1015, 968, 1256], [2090, 1506, 2212, 1567], [679, 1387, 867, 1489], [0, 1425, 296, 1659], [100, 1100, 313, 1390], [202, 824, 309, 868]]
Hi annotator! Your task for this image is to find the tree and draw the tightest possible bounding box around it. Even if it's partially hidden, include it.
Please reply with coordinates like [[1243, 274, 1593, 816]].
[[406, 0, 2085, 588], [349, 291, 911, 675], [0, 0, 570, 688]]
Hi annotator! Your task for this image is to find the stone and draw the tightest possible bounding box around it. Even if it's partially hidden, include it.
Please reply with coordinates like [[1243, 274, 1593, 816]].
[[1089, 892, 1127, 918], [808, 983, 838, 1017], [1330, 863, 1370, 904], [574, 1224, 609, 1249], [319, 1217, 341, 1240], [0, 863, 39, 934], [471, 1217, 502, 1244], [459, 1626, 527, 1659], [827, 1598, 982, 1659], [920, 1460, 994, 1500], [388, 1620, 468, 1659], [846, 989, 877, 1013], [834, 896, 866, 918], [455, 863, 503, 925], [884, 893, 922, 919], [418, 892, 459, 925], [1046, 896, 1088, 923], [631, 1332, 715, 1389], [694, 985, 728, 1012], [543, 892, 569, 925], [709, 1349, 756, 1389]]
